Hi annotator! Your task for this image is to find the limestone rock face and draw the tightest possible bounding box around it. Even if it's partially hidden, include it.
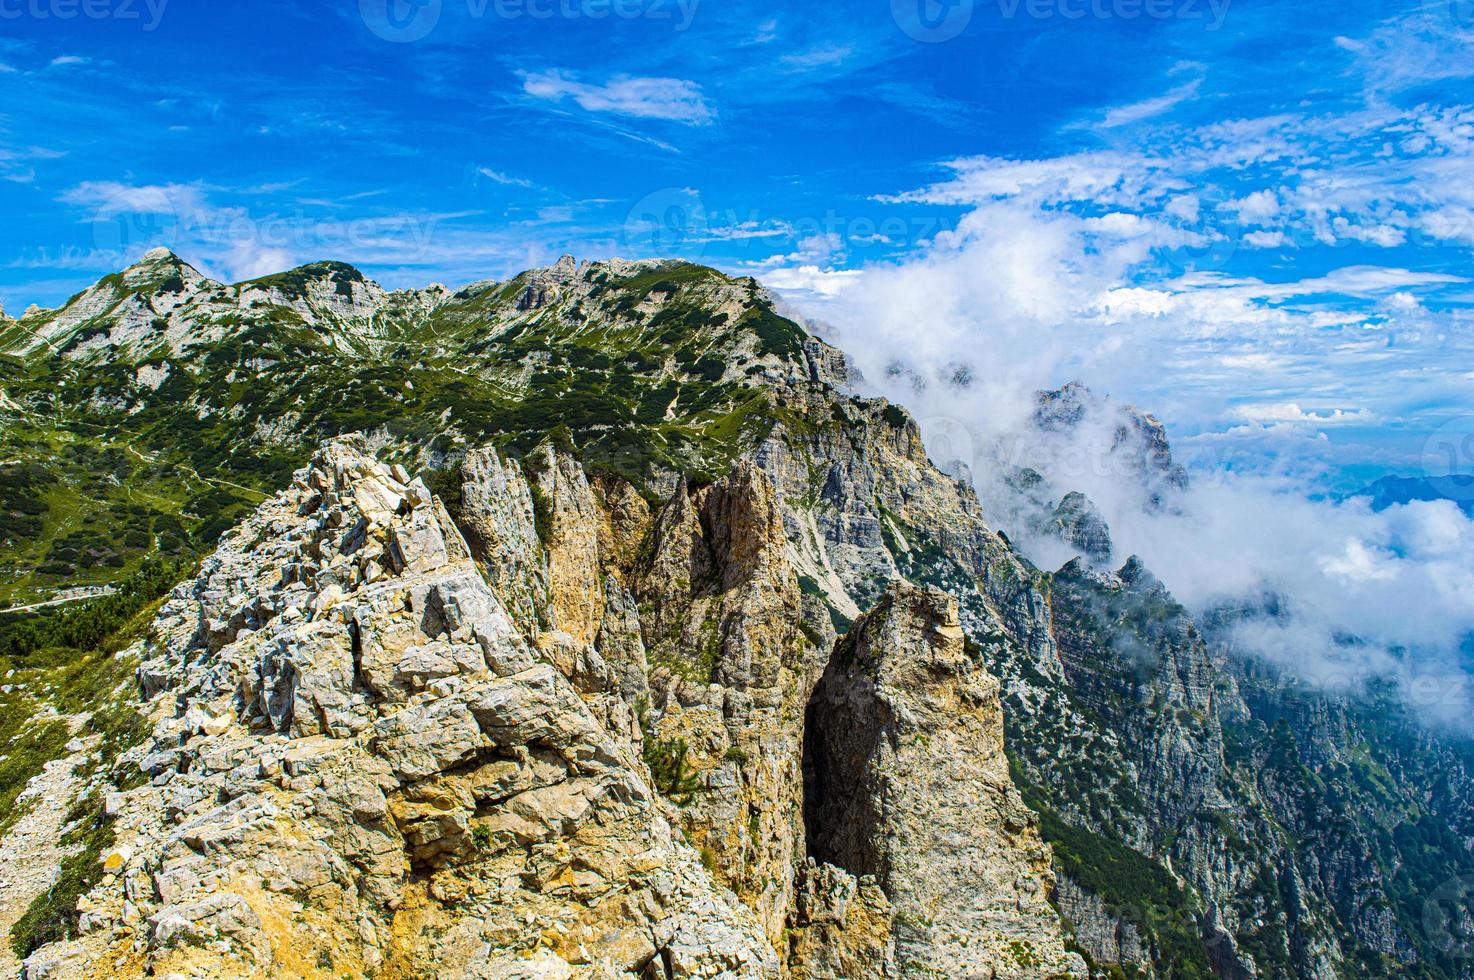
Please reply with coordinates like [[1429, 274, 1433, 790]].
[[635, 461, 816, 945], [528, 445, 606, 647], [1031, 381, 1189, 510], [456, 444, 551, 636], [797, 582, 1085, 980], [753, 387, 1067, 681], [1054, 875, 1156, 976], [23, 438, 776, 980]]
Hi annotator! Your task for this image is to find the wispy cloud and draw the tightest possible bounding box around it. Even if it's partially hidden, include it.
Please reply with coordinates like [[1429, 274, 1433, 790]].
[[477, 167, 538, 189], [520, 70, 714, 124], [1100, 78, 1203, 129], [779, 44, 853, 71]]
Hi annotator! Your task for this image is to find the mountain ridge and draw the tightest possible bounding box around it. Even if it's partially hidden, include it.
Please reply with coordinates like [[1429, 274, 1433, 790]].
[[1, 251, 1471, 979]]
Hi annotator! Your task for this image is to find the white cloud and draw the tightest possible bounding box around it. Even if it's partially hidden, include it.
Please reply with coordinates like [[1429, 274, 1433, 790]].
[[60, 180, 211, 218], [1242, 229, 1289, 248], [1320, 538, 1400, 583], [880, 151, 1175, 209], [1165, 194, 1200, 223], [779, 44, 853, 70], [52, 180, 519, 288], [758, 264, 861, 300], [1336, 9, 1474, 93], [1223, 189, 1280, 225], [224, 244, 295, 282], [520, 70, 713, 124], [756, 232, 845, 268], [1100, 79, 1202, 129], [48, 55, 88, 68], [1232, 402, 1374, 424], [477, 168, 536, 189]]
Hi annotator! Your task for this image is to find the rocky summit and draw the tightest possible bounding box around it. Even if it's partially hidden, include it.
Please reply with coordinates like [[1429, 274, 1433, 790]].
[[1, 253, 1472, 979]]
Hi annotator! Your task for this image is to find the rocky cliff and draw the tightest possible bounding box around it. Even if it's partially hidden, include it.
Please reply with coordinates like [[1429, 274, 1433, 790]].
[[2, 253, 1471, 980], [798, 582, 1083, 979], [21, 441, 778, 978]]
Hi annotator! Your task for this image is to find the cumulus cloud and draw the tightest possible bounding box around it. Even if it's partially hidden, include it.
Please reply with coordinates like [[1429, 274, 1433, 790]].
[[1231, 403, 1374, 424], [1223, 189, 1280, 225]]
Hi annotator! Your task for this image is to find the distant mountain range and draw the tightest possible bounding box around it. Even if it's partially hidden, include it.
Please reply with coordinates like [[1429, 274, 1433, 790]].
[[1351, 474, 1474, 516]]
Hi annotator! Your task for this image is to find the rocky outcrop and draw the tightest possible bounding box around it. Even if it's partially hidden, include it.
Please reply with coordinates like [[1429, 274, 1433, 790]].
[[1054, 875, 1156, 977], [455, 444, 550, 636], [527, 445, 606, 647], [1030, 382, 1188, 510], [796, 582, 1085, 980], [1044, 491, 1113, 566], [635, 461, 815, 945], [11, 430, 1087, 980], [21, 439, 777, 979]]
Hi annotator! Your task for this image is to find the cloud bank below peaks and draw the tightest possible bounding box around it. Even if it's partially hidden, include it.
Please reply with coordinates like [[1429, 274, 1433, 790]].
[[765, 114, 1474, 731]]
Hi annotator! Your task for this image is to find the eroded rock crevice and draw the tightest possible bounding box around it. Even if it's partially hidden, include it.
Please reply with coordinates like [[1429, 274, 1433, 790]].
[[789, 582, 1084, 980]]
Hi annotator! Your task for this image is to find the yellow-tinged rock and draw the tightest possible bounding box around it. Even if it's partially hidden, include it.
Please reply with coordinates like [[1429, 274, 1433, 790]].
[[100, 844, 133, 873]]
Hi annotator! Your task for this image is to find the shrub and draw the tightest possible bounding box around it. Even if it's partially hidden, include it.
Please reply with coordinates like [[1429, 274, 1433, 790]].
[[529, 485, 555, 548]]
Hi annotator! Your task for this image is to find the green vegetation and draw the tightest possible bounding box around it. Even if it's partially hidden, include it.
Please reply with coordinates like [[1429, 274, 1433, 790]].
[[426, 462, 465, 527], [0, 558, 180, 660], [644, 735, 702, 803], [636, 695, 702, 804], [237, 259, 365, 298], [2, 562, 175, 957], [1024, 794, 1215, 979], [9, 791, 118, 958], [529, 484, 555, 548], [0, 257, 815, 606]]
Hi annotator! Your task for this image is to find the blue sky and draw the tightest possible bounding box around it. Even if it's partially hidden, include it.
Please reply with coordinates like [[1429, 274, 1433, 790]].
[[2, 0, 1473, 487]]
